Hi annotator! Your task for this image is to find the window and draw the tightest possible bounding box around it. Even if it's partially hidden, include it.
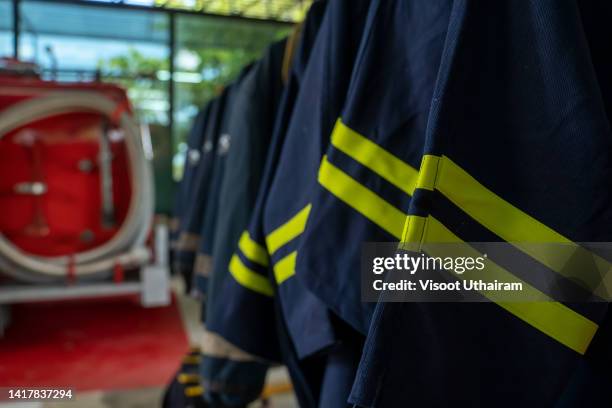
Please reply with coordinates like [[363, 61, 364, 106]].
[[0, 0, 13, 57], [19, 1, 171, 127], [173, 14, 290, 148], [12, 0, 297, 190]]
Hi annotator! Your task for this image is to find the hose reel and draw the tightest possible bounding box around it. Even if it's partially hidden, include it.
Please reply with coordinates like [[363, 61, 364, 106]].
[[0, 91, 154, 282]]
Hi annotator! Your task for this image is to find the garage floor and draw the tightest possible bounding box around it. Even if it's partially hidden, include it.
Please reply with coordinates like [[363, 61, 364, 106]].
[[0, 279, 297, 408]]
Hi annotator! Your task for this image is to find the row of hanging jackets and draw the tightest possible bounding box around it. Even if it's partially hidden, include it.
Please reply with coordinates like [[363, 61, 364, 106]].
[[168, 30, 286, 407], [169, 0, 612, 407]]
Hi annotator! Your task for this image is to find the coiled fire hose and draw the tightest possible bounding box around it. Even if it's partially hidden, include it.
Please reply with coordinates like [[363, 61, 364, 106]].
[[0, 91, 154, 282]]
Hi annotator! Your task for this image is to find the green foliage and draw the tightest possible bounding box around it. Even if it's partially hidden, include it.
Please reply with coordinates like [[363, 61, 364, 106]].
[[95, 12, 292, 180], [98, 48, 168, 75]]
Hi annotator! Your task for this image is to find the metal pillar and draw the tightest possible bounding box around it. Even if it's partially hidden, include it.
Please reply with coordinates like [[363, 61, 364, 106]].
[[12, 0, 20, 59]]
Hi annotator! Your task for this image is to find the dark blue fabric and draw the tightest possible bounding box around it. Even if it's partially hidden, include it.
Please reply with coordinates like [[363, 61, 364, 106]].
[[274, 275, 327, 408], [171, 103, 214, 292], [205, 3, 331, 407], [200, 357, 267, 408], [263, 0, 371, 361], [196, 63, 254, 266], [317, 321, 364, 408], [350, 1, 612, 407], [208, 0, 329, 360], [296, 0, 451, 339], [173, 91, 225, 274], [555, 359, 612, 408], [171, 104, 210, 242], [180, 94, 225, 244], [194, 39, 287, 408], [205, 45, 301, 364], [198, 86, 241, 269], [206, 39, 285, 326], [195, 49, 284, 408], [194, 73, 246, 305]]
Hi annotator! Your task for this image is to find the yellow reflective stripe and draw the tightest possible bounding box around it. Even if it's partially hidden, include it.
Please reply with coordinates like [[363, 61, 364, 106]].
[[274, 251, 297, 284], [266, 204, 312, 255], [178, 373, 201, 384], [399, 214, 427, 252], [228, 254, 274, 297], [412, 214, 598, 355], [429, 155, 612, 298], [184, 385, 204, 397], [432, 155, 570, 243], [318, 156, 405, 239], [182, 355, 201, 365], [331, 119, 419, 195], [415, 155, 440, 191], [238, 231, 269, 266]]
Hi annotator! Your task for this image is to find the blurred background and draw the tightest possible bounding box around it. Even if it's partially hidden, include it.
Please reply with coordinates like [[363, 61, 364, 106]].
[[0, 1, 309, 406], [0, 0, 305, 210]]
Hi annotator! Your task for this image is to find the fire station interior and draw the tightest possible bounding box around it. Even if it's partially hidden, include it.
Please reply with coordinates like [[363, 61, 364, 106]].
[[3, 1, 612, 408], [0, 1, 304, 407]]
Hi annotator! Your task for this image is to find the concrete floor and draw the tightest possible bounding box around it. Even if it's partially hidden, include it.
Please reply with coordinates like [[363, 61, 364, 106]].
[[0, 280, 298, 408]]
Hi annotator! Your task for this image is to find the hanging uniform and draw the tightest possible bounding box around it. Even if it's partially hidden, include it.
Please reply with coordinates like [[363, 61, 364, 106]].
[[205, 39, 285, 330], [170, 104, 212, 292], [163, 87, 233, 408], [349, 1, 612, 407], [169, 105, 208, 243], [193, 65, 252, 302], [259, 1, 372, 407], [297, 0, 451, 337], [199, 39, 287, 408], [205, 2, 330, 407], [176, 95, 227, 295], [190, 95, 228, 301], [211, 1, 372, 406]]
